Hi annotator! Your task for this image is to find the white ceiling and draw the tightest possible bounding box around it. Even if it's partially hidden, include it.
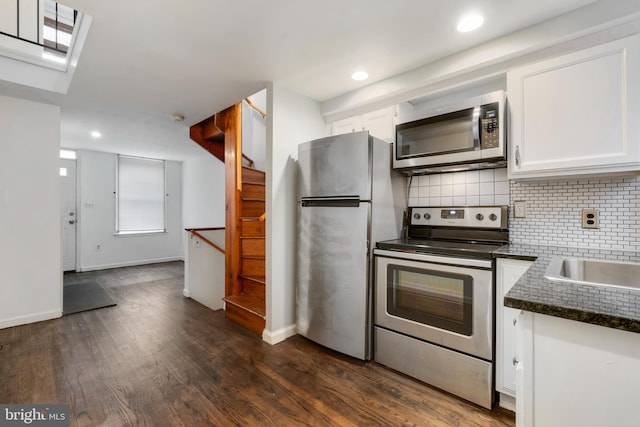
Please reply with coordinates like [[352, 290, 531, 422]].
[[0, 0, 605, 160]]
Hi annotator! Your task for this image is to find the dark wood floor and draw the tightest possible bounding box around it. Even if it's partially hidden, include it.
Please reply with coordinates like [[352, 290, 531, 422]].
[[0, 262, 514, 426]]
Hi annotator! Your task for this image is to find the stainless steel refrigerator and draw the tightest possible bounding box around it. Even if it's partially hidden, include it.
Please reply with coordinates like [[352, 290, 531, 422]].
[[296, 131, 406, 360]]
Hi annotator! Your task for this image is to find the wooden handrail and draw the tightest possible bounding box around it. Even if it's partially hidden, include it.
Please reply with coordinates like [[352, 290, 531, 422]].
[[186, 227, 224, 231], [242, 153, 255, 168], [185, 228, 225, 254], [244, 98, 267, 118]]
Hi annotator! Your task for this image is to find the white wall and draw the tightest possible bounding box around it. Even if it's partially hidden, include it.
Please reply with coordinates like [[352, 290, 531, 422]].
[[184, 229, 225, 311], [243, 90, 267, 172], [182, 154, 226, 228], [76, 149, 184, 271], [181, 151, 226, 313], [0, 95, 62, 328], [264, 83, 329, 344]]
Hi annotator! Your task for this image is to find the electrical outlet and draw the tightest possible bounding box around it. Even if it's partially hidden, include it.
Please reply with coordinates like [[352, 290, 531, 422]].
[[582, 209, 599, 229], [514, 201, 526, 218], [96, 244, 102, 252]]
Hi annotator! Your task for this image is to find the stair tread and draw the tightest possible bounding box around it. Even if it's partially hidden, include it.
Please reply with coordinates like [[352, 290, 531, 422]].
[[242, 166, 265, 173], [242, 197, 266, 202], [240, 275, 266, 284], [240, 236, 265, 240], [224, 294, 265, 318], [241, 217, 265, 221]]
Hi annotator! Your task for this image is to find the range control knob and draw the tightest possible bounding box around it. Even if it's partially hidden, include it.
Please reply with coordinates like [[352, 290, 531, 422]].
[[489, 213, 498, 221], [413, 212, 421, 220], [423, 213, 431, 220], [475, 213, 484, 221]]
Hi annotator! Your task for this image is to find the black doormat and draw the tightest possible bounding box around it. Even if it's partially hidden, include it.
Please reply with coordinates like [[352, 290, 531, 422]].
[[63, 282, 117, 315]]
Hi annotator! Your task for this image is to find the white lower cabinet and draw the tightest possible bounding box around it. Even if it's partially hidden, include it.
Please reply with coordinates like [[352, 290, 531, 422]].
[[496, 258, 532, 408], [507, 33, 640, 179], [516, 312, 640, 427]]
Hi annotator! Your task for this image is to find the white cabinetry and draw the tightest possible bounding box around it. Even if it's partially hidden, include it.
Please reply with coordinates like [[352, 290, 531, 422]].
[[496, 258, 532, 407], [516, 312, 640, 427], [507, 34, 640, 179], [330, 107, 395, 142]]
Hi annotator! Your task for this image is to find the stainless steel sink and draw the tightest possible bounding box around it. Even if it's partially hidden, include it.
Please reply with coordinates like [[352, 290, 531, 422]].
[[544, 257, 640, 290]]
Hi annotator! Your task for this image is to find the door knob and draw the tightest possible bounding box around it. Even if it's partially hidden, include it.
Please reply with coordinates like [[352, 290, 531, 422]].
[[68, 219, 76, 224]]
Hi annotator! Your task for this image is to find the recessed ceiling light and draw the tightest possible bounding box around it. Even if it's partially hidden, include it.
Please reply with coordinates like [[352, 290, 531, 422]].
[[351, 71, 369, 81], [90, 130, 102, 138], [457, 14, 484, 32]]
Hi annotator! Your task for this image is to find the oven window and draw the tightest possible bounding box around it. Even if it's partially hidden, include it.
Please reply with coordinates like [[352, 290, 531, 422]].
[[387, 264, 473, 336]]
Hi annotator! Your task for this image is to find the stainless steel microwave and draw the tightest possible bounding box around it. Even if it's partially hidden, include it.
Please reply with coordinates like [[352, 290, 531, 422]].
[[393, 90, 506, 173]]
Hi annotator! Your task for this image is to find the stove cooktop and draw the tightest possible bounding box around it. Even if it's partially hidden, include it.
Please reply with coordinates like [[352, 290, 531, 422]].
[[377, 206, 510, 260], [376, 237, 506, 259]]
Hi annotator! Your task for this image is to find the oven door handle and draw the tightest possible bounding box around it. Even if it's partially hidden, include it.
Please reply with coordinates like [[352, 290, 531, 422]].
[[373, 249, 492, 269]]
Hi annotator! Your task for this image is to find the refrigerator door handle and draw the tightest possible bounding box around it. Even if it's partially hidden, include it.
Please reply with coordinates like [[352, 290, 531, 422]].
[[301, 197, 361, 207]]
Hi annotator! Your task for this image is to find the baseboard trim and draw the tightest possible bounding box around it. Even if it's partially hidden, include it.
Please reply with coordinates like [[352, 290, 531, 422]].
[[262, 324, 297, 345], [498, 393, 516, 412], [79, 256, 184, 272], [0, 310, 61, 330]]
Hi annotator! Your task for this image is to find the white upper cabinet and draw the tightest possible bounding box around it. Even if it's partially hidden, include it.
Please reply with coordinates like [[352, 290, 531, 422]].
[[507, 34, 640, 179], [330, 107, 395, 142]]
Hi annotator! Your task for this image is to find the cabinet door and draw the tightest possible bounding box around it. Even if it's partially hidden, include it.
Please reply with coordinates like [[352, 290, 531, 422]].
[[361, 107, 395, 142], [331, 115, 362, 136], [496, 258, 533, 398], [330, 107, 395, 141], [508, 34, 640, 179]]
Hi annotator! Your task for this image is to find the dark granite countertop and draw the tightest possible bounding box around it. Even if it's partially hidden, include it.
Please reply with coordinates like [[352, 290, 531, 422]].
[[495, 243, 640, 333]]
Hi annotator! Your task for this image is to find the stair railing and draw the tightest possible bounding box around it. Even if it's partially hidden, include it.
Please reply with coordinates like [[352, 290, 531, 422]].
[[0, 0, 77, 56], [186, 228, 225, 254], [244, 98, 266, 118]]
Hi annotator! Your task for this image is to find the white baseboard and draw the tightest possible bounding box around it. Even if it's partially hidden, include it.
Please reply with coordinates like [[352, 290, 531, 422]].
[[499, 393, 516, 412], [79, 256, 184, 272], [0, 310, 61, 330], [262, 324, 297, 345]]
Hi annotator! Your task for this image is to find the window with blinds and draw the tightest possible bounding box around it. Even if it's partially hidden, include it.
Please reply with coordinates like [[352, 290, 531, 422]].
[[116, 155, 166, 234]]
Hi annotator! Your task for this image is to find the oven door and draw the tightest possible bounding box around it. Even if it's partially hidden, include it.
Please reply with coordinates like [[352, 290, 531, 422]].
[[374, 249, 493, 360]]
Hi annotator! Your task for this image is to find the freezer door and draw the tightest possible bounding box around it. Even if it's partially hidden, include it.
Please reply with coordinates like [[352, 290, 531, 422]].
[[298, 131, 372, 200], [296, 202, 371, 360]]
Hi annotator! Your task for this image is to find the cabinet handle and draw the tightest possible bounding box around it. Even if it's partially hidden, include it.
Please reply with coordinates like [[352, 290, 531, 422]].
[[513, 357, 519, 366], [472, 106, 481, 149], [515, 145, 521, 167]]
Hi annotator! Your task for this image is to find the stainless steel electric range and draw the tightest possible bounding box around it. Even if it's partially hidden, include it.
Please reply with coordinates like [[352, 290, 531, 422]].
[[373, 206, 509, 409]]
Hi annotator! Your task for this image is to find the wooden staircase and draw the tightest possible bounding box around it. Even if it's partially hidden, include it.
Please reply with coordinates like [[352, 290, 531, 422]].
[[189, 102, 266, 335]]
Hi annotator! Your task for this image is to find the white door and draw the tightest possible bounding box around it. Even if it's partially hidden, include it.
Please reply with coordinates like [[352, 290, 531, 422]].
[[60, 159, 77, 271]]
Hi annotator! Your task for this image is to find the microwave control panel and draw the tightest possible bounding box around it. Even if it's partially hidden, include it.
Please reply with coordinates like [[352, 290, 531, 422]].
[[480, 102, 499, 149]]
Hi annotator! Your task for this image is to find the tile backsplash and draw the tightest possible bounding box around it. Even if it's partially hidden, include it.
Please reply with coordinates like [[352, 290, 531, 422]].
[[408, 168, 640, 252], [408, 168, 510, 207], [510, 176, 640, 251]]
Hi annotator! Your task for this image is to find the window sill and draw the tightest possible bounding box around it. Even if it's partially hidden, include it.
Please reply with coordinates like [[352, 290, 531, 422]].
[[114, 230, 167, 237]]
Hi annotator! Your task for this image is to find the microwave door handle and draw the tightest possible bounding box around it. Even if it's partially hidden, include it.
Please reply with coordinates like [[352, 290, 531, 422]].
[[472, 106, 481, 149]]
